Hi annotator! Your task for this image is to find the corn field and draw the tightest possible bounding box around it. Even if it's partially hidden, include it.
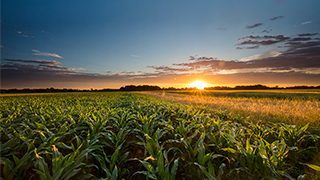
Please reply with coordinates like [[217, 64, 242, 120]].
[[141, 90, 320, 127], [1, 92, 319, 179]]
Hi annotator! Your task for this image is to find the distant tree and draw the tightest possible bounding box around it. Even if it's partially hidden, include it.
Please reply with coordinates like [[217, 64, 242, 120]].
[[120, 85, 161, 91]]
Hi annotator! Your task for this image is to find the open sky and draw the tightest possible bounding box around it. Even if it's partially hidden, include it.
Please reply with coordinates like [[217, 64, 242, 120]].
[[1, 0, 320, 89]]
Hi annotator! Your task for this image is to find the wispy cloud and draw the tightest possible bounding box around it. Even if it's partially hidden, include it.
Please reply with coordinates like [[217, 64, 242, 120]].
[[262, 29, 272, 33], [218, 28, 227, 31], [239, 49, 281, 62], [301, 21, 312, 25], [3, 59, 61, 65], [236, 35, 290, 49], [269, 16, 284, 21], [149, 36, 320, 76], [2, 59, 84, 72], [130, 55, 142, 58], [32, 49, 63, 59], [289, 37, 312, 42], [298, 33, 318, 37], [246, 23, 263, 29], [236, 34, 313, 49], [2, 29, 320, 88]]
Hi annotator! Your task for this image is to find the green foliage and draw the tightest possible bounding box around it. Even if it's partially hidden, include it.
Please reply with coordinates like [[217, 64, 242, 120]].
[[0, 92, 319, 179]]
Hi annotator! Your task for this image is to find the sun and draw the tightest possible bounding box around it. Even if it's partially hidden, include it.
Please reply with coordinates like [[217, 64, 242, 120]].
[[191, 81, 208, 90]]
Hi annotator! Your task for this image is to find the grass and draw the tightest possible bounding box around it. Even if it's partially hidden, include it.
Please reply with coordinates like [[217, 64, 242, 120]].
[[1, 92, 319, 179], [140, 89, 320, 127]]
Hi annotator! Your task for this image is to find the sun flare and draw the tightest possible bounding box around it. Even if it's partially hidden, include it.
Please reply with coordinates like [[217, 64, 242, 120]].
[[191, 81, 208, 90]]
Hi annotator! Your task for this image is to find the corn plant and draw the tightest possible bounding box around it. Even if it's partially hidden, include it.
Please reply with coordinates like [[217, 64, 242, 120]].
[[134, 149, 179, 180], [98, 143, 130, 180], [1, 92, 319, 179]]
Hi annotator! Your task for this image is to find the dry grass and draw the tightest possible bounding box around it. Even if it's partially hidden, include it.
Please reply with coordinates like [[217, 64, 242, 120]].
[[140, 90, 320, 127]]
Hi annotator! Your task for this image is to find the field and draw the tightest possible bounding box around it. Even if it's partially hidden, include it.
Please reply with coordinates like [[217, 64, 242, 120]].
[[1, 92, 320, 179], [141, 89, 320, 127]]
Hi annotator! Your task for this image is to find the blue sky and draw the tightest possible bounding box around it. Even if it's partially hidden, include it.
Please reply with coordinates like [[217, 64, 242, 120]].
[[1, 0, 320, 89]]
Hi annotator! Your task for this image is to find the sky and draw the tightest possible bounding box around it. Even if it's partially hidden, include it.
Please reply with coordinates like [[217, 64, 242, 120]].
[[1, 0, 320, 89]]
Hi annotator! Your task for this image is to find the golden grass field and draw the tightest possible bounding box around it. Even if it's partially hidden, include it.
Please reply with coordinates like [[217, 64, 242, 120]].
[[140, 89, 320, 127]]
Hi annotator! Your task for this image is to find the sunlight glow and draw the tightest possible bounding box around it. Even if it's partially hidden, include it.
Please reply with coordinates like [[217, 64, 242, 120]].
[[191, 81, 208, 90]]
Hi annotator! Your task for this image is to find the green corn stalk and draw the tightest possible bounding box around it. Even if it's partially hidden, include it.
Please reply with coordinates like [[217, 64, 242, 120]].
[[136, 128, 165, 158], [99, 143, 129, 180], [134, 149, 178, 180], [1, 150, 34, 180], [259, 138, 295, 179], [33, 140, 100, 180]]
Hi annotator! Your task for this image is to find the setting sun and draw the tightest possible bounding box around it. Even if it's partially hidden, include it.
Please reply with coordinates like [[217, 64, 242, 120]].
[[191, 81, 208, 90]]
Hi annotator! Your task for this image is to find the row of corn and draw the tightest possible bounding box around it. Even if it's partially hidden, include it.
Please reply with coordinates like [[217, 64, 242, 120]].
[[1, 92, 319, 179]]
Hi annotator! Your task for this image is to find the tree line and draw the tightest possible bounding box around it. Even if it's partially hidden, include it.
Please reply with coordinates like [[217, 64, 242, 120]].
[[1, 84, 320, 93]]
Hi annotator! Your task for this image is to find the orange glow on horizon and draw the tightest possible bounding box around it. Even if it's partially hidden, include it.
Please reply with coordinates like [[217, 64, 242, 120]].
[[190, 81, 208, 90]]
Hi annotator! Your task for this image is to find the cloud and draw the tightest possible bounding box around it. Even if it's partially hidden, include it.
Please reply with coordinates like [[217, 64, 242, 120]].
[[239, 49, 281, 62], [2, 40, 320, 88], [262, 29, 271, 33], [246, 23, 263, 29], [285, 40, 320, 49], [237, 39, 283, 46], [147, 65, 195, 72], [243, 46, 260, 49], [32, 49, 63, 59], [269, 16, 284, 21], [2, 31, 320, 89], [298, 33, 318, 37], [17, 31, 22, 34], [218, 28, 227, 31], [130, 55, 142, 58], [238, 35, 290, 41], [2, 59, 87, 73], [289, 37, 312, 42], [238, 35, 260, 41], [22, 35, 29, 37], [301, 21, 312, 25], [148, 37, 320, 76], [0, 45, 4, 48], [236, 34, 308, 49], [3, 59, 61, 65]]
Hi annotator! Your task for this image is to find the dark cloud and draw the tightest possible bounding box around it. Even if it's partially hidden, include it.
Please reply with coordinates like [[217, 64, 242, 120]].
[[237, 39, 286, 46], [262, 29, 271, 33], [3, 59, 61, 65], [1, 58, 171, 89], [147, 65, 193, 72], [1, 62, 76, 73], [238, 35, 289, 42], [238, 35, 261, 41], [285, 40, 320, 49], [271, 67, 292, 71], [246, 23, 263, 29], [269, 16, 284, 21], [236, 46, 260, 50], [1, 59, 78, 73], [2, 31, 320, 89], [236, 33, 319, 49], [289, 37, 312, 42], [297, 33, 318, 37], [188, 56, 218, 61], [245, 45, 260, 49], [150, 38, 320, 74]]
